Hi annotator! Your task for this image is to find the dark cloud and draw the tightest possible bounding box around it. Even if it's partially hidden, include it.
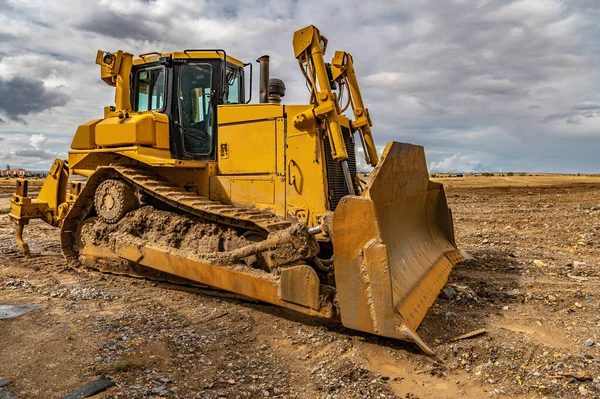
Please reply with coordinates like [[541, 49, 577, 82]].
[[542, 105, 600, 124], [0, 77, 69, 121], [6, 148, 57, 159], [76, 11, 164, 41]]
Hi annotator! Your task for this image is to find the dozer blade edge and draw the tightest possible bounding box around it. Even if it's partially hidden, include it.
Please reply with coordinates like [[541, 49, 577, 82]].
[[332, 142, 469, 354]]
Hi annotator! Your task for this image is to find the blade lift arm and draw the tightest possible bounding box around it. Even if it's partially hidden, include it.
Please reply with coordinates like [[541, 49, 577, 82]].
[[292, 26, 379, 199], [292, 25, 355, 195], [330, 51, 379, 167]]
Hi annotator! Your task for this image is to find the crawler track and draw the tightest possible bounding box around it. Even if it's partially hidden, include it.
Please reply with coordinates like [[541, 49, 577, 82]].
[[60, 164, 292, 263]]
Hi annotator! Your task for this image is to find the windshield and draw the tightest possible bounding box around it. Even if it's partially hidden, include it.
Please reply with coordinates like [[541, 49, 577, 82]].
[[134, 67, 165, 111], [179, 64, 213, 155]]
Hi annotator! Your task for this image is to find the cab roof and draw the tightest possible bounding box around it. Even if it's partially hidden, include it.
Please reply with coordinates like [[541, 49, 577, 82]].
[[132, 51, 244, 67]]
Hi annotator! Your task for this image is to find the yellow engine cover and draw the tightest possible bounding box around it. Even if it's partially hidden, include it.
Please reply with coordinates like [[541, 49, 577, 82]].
[[94, 113, 169, 148]]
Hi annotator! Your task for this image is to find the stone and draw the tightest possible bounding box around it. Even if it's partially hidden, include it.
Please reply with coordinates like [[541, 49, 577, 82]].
[[533, 260, 547, 267], [572, 261, 591, 276], [441, 286, 457, 300], [547, 295, 557, 302], [583, 339, 594, 347]]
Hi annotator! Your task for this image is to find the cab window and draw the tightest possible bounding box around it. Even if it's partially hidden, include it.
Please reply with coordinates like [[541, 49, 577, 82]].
[[134, 68, 165, 111], [179, 64, 213, 155], [224, 67, 242, 104]]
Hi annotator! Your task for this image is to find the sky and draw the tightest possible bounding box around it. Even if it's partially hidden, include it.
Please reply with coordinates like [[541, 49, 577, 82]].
[[0, 0, 599, 173]]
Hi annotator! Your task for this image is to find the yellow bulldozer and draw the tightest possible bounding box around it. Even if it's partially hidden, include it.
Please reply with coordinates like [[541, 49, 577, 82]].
[[9, 25, 467, 354]]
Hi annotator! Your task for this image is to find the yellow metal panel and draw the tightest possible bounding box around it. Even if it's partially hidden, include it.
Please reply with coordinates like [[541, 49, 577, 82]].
[[218, 120, 277, 175], [284, 105, 328, 226], [154, 112, 170, 149], [210, 175, 286, 216], [95, 114, 155, 147], [71, 119, 101, 150], [230, 179, 275, 204], [279, 265, 321, 310], [209, 175, 230, 203], [81, 243, 332, 318], [217, 104, 284, 125]]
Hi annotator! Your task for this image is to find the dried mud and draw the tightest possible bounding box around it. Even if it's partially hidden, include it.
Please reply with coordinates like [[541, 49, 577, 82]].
[[86, 206, 249, 258]]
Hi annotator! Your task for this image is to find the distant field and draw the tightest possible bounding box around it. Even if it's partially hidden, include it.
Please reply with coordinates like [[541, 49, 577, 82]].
[[0, 177, 45, 187], [432, 174, 600, 189]]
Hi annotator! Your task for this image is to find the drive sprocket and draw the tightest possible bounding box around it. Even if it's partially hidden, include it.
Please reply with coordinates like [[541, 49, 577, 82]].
[[94, 179, 137, 224]]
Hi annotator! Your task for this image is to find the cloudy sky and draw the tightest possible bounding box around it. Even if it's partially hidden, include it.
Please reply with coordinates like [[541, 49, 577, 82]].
[[0, 0, 599, 173]]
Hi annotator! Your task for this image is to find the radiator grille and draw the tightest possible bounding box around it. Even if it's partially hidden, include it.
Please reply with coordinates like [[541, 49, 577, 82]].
[[323, 127, 357, 211]]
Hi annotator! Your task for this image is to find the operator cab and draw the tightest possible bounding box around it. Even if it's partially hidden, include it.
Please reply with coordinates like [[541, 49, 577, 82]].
[[131, 51, 247, 161]]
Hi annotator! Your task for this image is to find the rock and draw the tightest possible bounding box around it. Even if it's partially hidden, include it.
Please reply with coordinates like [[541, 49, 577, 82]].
[[151, 385, 169, 395], [441, 286, 457, 300], [533, 260, 547, 267], [583, 339, 594, 347], [572, 261, 592, 276], [547, 295, 557, 302], [452, 346, 459, 356]]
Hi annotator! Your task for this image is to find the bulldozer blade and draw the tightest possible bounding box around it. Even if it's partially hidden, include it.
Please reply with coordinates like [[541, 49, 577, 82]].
[[332, 142, 469, 354]]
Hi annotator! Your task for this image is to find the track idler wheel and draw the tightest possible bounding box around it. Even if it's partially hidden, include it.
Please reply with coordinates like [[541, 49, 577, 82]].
[[94, 179, 138, 224]]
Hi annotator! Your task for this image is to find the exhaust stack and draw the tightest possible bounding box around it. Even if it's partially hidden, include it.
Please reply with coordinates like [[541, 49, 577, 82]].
[[257, 55, 270, 103]]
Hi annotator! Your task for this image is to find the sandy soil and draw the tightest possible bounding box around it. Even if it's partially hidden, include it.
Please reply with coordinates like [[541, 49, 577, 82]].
[[1, 176, 599, 398]]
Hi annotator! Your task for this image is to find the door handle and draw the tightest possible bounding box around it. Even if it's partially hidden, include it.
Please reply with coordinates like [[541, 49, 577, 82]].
[[287, 159, 297, 186]]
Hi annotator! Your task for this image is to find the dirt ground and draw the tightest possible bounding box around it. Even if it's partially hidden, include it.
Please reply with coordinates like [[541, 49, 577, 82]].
[[1, 175, 600, 399]]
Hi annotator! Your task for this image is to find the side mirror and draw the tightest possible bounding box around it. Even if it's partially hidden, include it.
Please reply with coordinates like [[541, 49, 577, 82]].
[[243, 62, 253, 104]]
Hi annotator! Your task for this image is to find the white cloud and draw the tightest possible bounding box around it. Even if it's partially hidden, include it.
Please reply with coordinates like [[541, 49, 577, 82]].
[[28, 133, 47, 150], [0, 133, 67, 169], [429, 153, 486, 173]]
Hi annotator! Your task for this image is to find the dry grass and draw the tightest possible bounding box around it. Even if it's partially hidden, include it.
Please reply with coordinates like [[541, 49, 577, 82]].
[[432, 174, 600, 189]]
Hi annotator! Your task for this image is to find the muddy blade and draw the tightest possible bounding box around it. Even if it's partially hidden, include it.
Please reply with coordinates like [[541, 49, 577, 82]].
[[332, 142, 468, 353]]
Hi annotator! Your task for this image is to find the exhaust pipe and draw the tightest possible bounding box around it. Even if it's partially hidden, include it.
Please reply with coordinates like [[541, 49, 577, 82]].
[[257, 55, 270, 103]]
